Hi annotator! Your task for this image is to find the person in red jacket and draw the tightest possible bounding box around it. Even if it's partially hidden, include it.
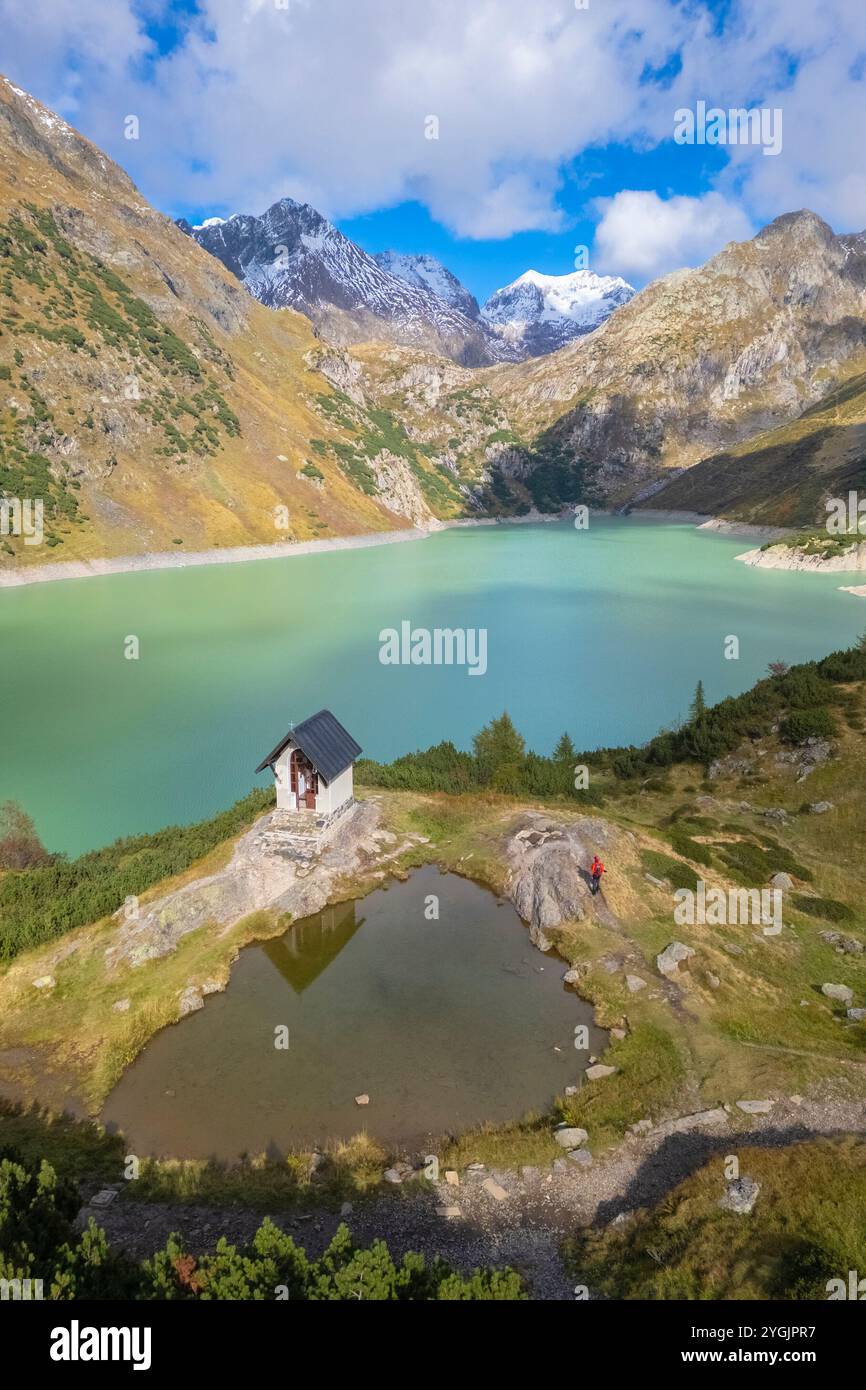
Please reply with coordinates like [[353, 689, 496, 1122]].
[[590, 855, 605, 895]]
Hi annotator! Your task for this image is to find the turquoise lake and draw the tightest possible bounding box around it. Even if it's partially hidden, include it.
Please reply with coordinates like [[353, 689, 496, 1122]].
[[1, 517, 862, 856]]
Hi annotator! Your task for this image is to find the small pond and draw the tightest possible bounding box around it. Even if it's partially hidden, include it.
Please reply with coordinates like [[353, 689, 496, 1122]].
[[101, 866, 605, 1159]]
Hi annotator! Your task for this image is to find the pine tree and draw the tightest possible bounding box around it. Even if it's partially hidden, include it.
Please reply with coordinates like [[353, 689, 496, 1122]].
[[473, 712, 526, 784], [689, 680, 707, 723], [553, 731, 576, 763]]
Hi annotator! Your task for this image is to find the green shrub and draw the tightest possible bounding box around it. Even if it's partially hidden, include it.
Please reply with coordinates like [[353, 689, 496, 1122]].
[[640, 849, 701, 893], [0, 1156, 523, 1301], [779, 708, 836, 743], [141, 1219, 524, 1301], [791, 894, 855, 923]]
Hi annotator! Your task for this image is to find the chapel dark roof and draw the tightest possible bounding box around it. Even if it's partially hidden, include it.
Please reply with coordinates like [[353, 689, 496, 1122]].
[[255, 709, 362, 782]]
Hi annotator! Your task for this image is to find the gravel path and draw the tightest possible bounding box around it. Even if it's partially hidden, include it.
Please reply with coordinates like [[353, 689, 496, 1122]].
[[88, 1096, 866, 1301]]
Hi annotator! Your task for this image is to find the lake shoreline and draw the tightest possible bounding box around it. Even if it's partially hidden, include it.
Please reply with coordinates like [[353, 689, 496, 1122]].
[[0, 510, 575, 589], [0, 507, 765, 590]]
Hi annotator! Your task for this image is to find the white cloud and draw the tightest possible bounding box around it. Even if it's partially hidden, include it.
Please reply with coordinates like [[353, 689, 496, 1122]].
[[0, 0, 865, 257], [0, 0, 690, 235], [593, 190, 754, 280]]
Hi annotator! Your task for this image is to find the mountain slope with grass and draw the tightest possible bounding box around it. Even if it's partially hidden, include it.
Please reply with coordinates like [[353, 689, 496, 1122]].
[[484, 212, 866, 516], [0, 76, 467, 570]]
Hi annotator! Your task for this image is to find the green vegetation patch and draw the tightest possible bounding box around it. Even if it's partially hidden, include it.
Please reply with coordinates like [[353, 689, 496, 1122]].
[[0, 204, 241, 554], [0, 788, 274, 962]]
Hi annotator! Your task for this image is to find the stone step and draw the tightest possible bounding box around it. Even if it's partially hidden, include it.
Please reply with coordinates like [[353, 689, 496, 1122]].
[[270, 811, 323, 832]]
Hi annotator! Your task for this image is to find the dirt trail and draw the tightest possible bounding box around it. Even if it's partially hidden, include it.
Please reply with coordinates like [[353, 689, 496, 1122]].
[[91, 1096, 866, 1301]]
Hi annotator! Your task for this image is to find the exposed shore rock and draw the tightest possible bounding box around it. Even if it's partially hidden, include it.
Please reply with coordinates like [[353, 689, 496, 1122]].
[[737, 540, 866, 573]]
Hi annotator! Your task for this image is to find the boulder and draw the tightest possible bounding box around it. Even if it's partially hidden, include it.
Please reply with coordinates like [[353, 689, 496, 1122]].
[[354, 1093, 370, 1106], [436, 1205, 461, 1219], [507, 817, 616, 932], [657, 942, 695, 978], [809, 801, 834, 814], [719, 1176, 761, 1215], [444, 1170, 459, 1186], [567, 1149, 593, 1167], [383, 1168, 403, 1184], [819, 931, 863, 955], [112, 998, 131, 1013], [32, 975, 56, 990], [554, 1126, 588, 1148], [625, 974, 647, 993], [89, 1189, 118, 1208], [770, 872, 794, 890], [585, 1063, 617, 1081], [822, 983, 854, 1004], [736, 1099, 774, 1114], [562, 967, 583, 984], [847, 1008, 866, 1022], [651, 1108, 728, 1138]]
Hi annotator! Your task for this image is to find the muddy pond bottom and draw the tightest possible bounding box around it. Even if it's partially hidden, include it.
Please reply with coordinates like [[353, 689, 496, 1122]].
[[101, 866, 604, 1159]]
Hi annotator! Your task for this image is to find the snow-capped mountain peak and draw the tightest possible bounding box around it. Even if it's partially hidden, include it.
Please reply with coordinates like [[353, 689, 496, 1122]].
[[180, 200, 503, 365], [373, 251, 480, 320], [481, 267, 635, 354]]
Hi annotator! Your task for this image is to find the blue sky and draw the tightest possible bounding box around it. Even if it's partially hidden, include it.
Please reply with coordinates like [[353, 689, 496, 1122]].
[[2, 0, 865, 302], [336, 140, 731, 303]]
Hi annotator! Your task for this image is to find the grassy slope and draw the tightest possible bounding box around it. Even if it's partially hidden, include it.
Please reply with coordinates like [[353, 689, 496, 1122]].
[[565, 1135, 866, 1299], [0, 80, 466, 569]]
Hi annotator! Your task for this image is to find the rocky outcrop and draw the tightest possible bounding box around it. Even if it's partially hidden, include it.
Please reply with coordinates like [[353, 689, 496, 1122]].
[[504, 815, 620, 943], [102, 801, 401, 973], [737, 541, 866, 573], [368, 449, 434, 527], [719, 1176, 761, 1214]]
